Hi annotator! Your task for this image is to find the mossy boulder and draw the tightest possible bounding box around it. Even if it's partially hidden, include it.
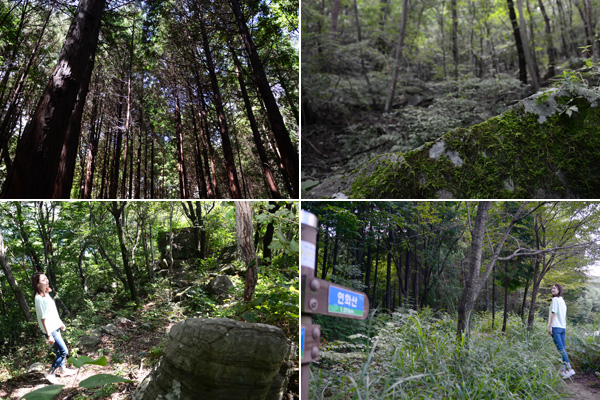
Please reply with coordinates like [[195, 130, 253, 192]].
[[348, 86, 600, 198]]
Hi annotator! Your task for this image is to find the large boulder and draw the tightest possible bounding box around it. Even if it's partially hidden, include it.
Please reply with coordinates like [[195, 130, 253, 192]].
[[206, 275, 233, 298], [312, 84, 600, 198], [133, 318, 295, 400], [76, 330, 102, 353]]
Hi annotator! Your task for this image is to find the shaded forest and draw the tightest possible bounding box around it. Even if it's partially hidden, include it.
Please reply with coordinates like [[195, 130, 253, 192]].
[[302, 201, 600, 399], [0, 0, 299, 199], [301, 0, 600, 197], [0, 201, 299, 399]]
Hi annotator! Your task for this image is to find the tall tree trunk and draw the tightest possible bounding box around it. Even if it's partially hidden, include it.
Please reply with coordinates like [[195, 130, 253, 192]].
[[0, 4, 52, 165], [451, 0, 459, 78], [199, 11, 241, 198], [229, 43, 281, 198], [384, 0, 409, 113], [506, 0, 528, 84], [230, 0, 299, 197], [110, 81, 125, 199], [537, 0, 556, 77], [173, 85, 189, 199], [109, 202, 137, 301], [330, 0, 341, 39], [516, 0, 540, 89], [0, 230, 33, 322], [457, 201, 527, 338], [235, 201, 258, 302], [82, 90, 102, 198], [1, 0, 106, 198]]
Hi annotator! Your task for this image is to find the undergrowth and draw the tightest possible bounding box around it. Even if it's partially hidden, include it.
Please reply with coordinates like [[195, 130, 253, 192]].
[[311, 309, 600, 399]]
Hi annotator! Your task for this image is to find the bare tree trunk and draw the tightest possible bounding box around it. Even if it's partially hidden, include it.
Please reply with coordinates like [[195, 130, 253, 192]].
[[451, 0, 459, 78], [384, 0, 409, 113], [109, 202, 137, 301], [235, 201, 257, 302], [199, 10, 241, 198], [0, 230, 33, 322], [457, 202, 527, 338], [506, 0, 528, 84], [229, 43, 280, 198], [230, 0, 298, 197], [538, 0, 556, 77], [516, 0, 540, 89], [1, 0, 106, 198]]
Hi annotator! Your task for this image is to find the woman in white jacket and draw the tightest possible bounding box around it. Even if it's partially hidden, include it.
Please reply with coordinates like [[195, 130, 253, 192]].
[[548, 283, 576, 379]]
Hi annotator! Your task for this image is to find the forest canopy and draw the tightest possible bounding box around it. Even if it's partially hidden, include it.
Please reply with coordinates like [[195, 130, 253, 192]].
[[0, 0, 299, 199]]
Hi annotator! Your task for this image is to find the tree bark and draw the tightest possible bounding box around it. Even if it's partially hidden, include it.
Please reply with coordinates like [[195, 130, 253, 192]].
[[199, 10, 241, 198], [229, 43, 281, 198], [0, 0, 106, 198], [0, 230, 34, 322], [235, 201, 258, 302], [384, 0, 409, 113], [451, 0, 459, 78], [515, 0, 540, 89], [109, 202, 137, 302], [506, 0, 528, 84], [230, 0, 298, 197]]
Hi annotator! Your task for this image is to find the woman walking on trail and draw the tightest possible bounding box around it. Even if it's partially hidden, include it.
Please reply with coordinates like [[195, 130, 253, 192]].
[[31, 272, 75, 383], [548, 283, 576, 379]]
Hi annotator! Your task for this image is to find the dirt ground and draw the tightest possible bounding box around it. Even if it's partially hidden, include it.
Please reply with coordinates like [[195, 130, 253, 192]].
[[565, 370, 600, 400], [0, 316, 166, 399], [0, 311, 299, 400]]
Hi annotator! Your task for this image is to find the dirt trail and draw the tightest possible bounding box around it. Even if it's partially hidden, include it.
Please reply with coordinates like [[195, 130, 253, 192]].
[[565, 371, 600, 400]]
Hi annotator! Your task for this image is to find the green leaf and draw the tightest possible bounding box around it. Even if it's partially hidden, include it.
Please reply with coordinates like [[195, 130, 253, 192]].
[[20, 385, 64, 400], [68, 355, 107, 368], [78, 374, 133, 389]]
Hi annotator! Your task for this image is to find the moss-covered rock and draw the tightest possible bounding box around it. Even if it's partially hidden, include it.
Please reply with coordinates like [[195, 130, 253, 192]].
[[347, 86, 600, 198]]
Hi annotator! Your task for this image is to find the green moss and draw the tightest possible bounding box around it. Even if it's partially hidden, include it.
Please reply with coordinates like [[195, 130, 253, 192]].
[[350, 96, 600, 198]]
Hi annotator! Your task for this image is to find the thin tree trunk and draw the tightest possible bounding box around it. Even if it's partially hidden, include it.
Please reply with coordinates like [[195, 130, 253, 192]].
[[451, 0, 459, 78], [199, 11, 241, 198], [506, 0, 528, 84], [516, 0, 540, 89], [384, 0, 409, 113], [0, 230, 33, 322], [538, 0, 555, 77], [110, 202, 137, 301], [230, 0, 298, 197], [229, 44, 281, 198], [235, 201, 258, 302]]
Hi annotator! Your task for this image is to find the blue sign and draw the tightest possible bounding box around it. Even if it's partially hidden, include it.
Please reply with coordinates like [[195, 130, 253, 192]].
[[328, 286, 365, 316], [301, 327, 305, 358]]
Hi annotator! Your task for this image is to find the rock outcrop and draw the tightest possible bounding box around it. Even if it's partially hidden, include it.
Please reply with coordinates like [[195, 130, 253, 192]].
[[317, 84, 600, 198], [133, 318, 295, 400]]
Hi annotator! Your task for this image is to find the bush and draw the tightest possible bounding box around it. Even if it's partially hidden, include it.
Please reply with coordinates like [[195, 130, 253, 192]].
[[311, 310, 568, 399]]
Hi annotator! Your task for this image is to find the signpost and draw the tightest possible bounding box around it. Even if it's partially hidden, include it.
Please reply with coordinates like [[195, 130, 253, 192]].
[[300, 210, 370, 400]]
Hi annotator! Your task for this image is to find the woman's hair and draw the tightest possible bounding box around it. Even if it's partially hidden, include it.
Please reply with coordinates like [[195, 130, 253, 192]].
[[553, 283, 563, 297], [31, 272, 45, 295]]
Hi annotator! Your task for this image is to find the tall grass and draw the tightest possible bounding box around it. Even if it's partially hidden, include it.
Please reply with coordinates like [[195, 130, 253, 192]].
[[310, 310, 574, 399]]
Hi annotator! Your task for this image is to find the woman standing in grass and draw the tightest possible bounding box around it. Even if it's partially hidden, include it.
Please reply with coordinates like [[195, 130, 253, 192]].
[[31, 272, 75, 383], [548, 283, 576, 379]]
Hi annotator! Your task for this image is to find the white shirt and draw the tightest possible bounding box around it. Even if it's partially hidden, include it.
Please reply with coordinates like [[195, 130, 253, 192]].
[[35, 293, 63, 334], [549, 296, 567, 329]]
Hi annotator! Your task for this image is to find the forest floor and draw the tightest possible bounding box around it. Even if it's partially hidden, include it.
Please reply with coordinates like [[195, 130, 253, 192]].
[[302, 74, 535, 198], [564, 370, 600, 400], [0, 296, 299, 400], [0, 301, 169, 399]]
